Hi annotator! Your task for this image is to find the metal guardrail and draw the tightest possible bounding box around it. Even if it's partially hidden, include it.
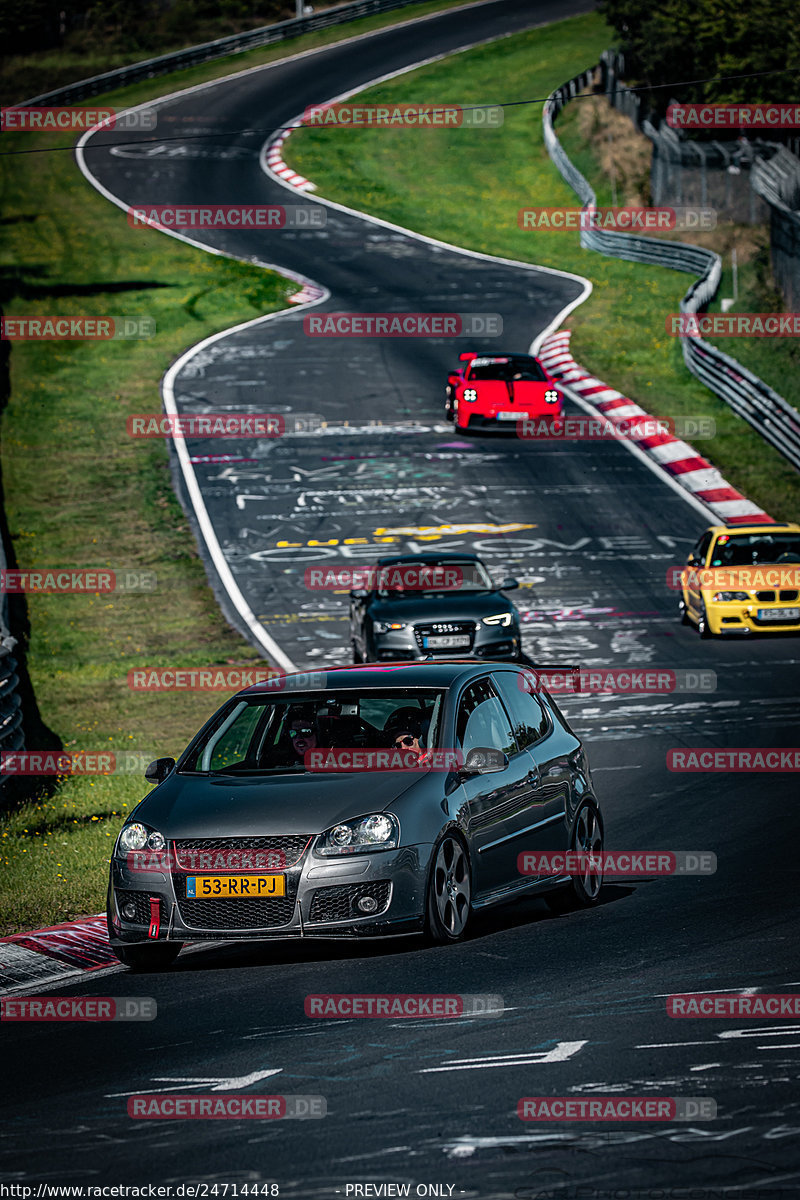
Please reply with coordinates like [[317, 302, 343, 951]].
[[543, 65, 800, 473], [19, 0, 430, 107]]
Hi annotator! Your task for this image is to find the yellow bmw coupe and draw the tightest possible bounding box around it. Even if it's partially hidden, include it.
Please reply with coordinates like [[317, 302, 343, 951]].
[[679, 523, 800, 637]]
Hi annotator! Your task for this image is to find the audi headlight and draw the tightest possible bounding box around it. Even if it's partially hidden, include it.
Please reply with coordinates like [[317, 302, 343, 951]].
[[116, 822, 165, 856], [373, 620, 405, 635], [317, 813, 399, 856], [482, 612, 514, 627], [463, 388, 478, 402], [712, 591, 749, 602]]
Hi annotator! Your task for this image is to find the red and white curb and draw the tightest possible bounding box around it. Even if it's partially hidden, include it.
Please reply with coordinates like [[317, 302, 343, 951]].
[[265, 126, 316, 193], [265, 125, 326, 306], [0, 915, 117, 994], [538, 330, 773, 526], [289, 281, 326, 304]]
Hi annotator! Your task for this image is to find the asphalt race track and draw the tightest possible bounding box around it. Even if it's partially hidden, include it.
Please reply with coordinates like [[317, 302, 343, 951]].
[[4, 1, 800, 1195]]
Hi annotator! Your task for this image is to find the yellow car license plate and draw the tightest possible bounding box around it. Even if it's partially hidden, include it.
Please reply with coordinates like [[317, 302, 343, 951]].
[[186, 874, 285, 898]]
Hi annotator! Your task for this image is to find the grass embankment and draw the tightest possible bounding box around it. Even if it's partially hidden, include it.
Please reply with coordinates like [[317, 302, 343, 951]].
[[0, 0, 473, 934], [1, 0, 473, 106], [285, 10, 800, 519]]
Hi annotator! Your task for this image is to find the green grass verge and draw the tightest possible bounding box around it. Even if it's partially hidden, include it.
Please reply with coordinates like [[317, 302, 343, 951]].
[[0, 0, 475, 934], [285, 10, 800, 519]]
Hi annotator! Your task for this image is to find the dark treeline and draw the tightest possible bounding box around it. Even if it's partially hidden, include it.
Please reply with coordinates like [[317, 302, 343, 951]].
[[0, 0, 295, 60], [598, 0, 800, 118]]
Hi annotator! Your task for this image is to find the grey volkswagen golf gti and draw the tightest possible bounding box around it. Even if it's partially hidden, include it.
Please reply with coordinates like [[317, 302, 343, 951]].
[[107, 661, 603, 969]]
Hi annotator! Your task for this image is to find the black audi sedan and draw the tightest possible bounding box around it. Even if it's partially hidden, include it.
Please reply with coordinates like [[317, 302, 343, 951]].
[[349, 552, 522, 662], [107, 661, 603, 969]]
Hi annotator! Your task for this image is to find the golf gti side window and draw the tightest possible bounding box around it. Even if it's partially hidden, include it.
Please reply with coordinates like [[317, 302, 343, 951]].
[[456, 679, 517, 757], [493, 672, 551, 750]]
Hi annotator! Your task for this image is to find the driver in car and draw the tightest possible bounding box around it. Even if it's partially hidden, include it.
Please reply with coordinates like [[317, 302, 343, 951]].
[[285, 709, 318, 763]]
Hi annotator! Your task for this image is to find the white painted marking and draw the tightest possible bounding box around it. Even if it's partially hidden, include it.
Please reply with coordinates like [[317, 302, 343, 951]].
[[652, 986, 762, 997], [107, 1068, 282, 1097], [636, 1041, 717, 1048], [719, 1025, 800, 1039], [419, 1041, 586, 1072]]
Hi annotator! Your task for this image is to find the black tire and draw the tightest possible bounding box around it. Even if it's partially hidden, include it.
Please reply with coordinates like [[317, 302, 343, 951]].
[[112, 942, 183, 971], [424, 833, 472, 944], [351, 638, 363, 664], [545, 800, 604, 914]]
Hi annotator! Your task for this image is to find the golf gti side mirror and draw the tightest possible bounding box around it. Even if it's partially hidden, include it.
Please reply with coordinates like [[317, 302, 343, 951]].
[[461, 747, 508, 775], [686, 554, 700, 566], [500, 577, 519, 590], [145, 757, 176, 785]]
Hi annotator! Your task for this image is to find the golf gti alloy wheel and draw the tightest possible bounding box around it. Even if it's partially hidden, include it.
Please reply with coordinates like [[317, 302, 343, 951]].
[[546, 800, 604, 913], [426, 834, 471, 943]]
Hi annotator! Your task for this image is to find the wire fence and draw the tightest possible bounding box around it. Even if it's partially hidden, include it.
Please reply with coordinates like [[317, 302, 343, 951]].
[[543, 62, 800, 473], [600, 50, 800, 230], [752, 147, 800, 312], [0, 540, 24, 796]]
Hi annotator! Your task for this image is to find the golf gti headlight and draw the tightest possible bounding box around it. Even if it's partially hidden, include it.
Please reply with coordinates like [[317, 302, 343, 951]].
[[712, 591, 749, 602], [116, 822, 166, 856], [482, 612, 514, 627], [373, 620, 405, 635], [317, 813, 400, 856], [463, 388, 478, 402]]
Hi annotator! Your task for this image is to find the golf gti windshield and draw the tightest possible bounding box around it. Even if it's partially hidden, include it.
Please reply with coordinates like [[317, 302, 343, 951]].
[[181, 688, 446, 774]]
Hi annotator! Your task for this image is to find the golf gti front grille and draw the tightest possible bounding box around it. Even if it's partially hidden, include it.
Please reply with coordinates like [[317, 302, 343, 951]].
[[308, 881, 392, 924], [176, 896, 296, 930], [413, 622, 475, 651], [173, 835, 312, 870]]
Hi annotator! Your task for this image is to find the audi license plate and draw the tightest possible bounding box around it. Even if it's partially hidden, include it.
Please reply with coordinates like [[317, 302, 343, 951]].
[[757, 607, 800, 621], [423, 635, 471, 649], [186, 875, 285, 898]]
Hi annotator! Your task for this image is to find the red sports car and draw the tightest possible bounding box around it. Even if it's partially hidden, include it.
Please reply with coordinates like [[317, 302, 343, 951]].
[[445, 352, 562, 431]]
